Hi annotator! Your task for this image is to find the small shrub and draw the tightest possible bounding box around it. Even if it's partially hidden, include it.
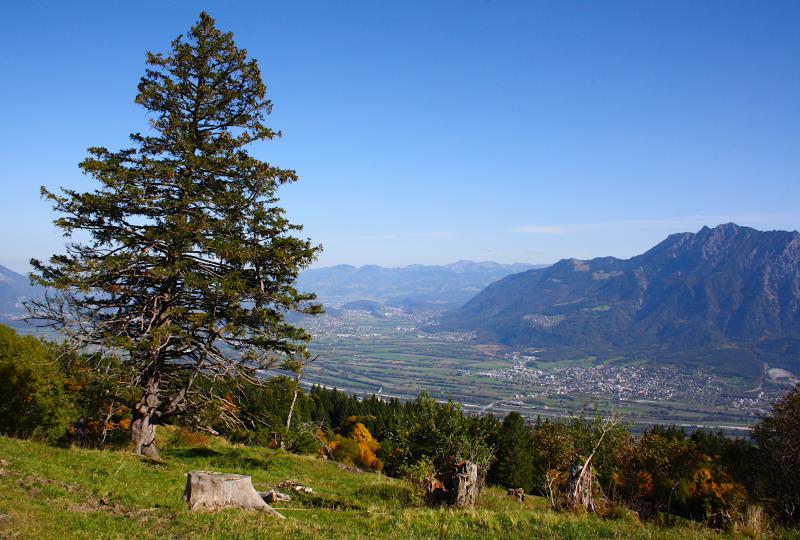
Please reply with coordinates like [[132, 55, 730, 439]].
[[351, 422, 383, 470], [330, 436, 360, 465], [327, 423, 383, 471], [399, 456, 439, 505], [285, 424, 323, 454]]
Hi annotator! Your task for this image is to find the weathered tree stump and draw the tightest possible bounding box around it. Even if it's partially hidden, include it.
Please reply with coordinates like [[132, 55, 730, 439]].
[[449, 461, 479, 508], [183, 471, 285, 518], [569, 464, 595, 512]]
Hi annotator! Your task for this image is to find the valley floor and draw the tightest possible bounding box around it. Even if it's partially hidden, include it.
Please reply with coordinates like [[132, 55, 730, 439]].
[[299, 311, 785, 432]]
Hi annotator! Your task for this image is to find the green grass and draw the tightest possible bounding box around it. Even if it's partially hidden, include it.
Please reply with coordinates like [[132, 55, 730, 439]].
[[0, 430, 780, 540]]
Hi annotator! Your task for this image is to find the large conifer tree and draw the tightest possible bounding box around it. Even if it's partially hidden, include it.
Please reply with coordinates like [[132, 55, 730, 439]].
[[30, 13, 321, 457]]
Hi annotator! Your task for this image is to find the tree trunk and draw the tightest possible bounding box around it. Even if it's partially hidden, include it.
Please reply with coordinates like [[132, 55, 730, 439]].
[[184, 470, 285, 518], [286, 374, 300, 431], [131, 374, 161, 458], [131, 413, 159, 459]]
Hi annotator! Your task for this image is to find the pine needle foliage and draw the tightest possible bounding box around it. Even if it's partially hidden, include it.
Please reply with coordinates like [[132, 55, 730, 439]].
[[29, 12, 321, 457]]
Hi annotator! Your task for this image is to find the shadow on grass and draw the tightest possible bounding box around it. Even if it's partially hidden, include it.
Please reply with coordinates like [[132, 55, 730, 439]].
[[167, 447, 222, 459], [165, 447, 273, 471]]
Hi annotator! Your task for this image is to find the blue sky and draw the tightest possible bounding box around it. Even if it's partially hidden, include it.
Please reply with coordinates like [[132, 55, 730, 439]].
[[1, 1, 798, 273]]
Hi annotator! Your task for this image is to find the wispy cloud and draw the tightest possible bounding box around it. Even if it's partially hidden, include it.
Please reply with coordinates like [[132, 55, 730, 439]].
[[510, 214, 799, 235]]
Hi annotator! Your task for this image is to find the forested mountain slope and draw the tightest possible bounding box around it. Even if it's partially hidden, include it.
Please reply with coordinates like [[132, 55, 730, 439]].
[[438, 224, 800, 376]]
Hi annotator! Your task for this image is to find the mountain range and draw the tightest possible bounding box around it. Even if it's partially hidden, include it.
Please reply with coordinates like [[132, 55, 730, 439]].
[[0, 265, 40, 321], [5, 224, 800, 377], [297, 260, 543, 311], [437, 224, 800, 377], [0, 261, 542, 324]]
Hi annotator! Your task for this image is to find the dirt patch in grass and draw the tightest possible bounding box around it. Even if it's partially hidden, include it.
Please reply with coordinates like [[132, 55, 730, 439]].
[[15, 474, 81, 495], [68, 498, 129, 515]]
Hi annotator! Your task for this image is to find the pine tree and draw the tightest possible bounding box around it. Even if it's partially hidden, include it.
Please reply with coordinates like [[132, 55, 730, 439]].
[[29, 12, 321, 457], [491, 412, 534, 492]]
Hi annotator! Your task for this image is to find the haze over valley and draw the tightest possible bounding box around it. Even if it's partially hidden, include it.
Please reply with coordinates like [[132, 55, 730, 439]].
[[5, 222, 798, 432], [4, 222, 798, 432]]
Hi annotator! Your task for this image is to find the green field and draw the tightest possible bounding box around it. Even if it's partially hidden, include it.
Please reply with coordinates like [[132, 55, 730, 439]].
[[301, 312, 776, 432]]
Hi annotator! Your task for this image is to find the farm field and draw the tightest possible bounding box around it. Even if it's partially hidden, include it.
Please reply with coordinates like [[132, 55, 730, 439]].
[[5, 308, 789, 432], [301, 310, 788, 432]]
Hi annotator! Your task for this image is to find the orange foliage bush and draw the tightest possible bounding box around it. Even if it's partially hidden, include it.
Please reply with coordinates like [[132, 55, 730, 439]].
[[351, 422, 382, 470], [328, 423, 383, 471], [688, 465, 747, 519], [637, 471, 654, 496]]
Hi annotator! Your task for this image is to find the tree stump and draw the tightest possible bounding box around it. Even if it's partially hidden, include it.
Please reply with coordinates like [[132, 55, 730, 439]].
[[449, 461, 479, 508], [183, 471, 285, 518], [507, 487, 525, 502], [569, 464, 595, 512]]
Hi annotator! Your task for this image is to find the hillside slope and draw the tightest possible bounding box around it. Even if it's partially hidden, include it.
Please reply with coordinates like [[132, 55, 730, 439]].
[[0, 433, 727, 539], [438, 224, 800, 376]]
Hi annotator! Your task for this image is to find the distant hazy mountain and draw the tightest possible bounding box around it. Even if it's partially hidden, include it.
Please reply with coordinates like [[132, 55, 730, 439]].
[[1, 259, 544, 321], [438, 224, 800, 376], [298, 261, 545, 311], [0, 265, 39, 318]]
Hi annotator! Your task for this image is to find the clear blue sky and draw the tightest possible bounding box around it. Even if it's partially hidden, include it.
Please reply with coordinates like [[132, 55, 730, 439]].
[[1, 1, 798, 273]]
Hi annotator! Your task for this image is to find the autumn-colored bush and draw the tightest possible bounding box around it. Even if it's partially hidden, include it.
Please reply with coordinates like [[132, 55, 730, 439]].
[[351, 422, 383, 470], [637, 471, 654, 496], [60, 353, 133, 448], [327, 422, 383, 471], [687, 464, 747, 526]]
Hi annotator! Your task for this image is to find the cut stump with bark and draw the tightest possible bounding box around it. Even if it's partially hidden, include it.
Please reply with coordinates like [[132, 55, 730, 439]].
[[183, 471, 285, 518], [446, 461, 479, 508]]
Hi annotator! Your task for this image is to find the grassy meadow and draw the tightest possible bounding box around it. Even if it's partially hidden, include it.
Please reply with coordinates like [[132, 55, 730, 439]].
[[0, 428, 790, 540]]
